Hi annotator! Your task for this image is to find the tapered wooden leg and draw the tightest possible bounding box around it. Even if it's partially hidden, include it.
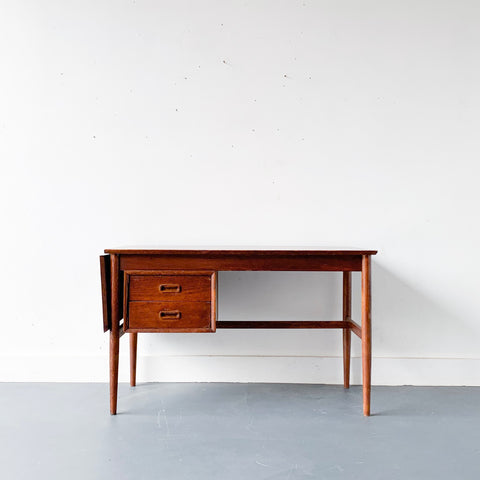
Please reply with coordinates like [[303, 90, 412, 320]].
[[343, 272, 352, 388], [110, 254, 120, 415], [130, 333, 138, 387], [110, 330, 119, 415], [361, 255, 372, 416]]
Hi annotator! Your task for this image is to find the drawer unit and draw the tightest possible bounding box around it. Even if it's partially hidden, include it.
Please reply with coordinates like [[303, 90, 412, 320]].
[[124, 271, 216, 332]]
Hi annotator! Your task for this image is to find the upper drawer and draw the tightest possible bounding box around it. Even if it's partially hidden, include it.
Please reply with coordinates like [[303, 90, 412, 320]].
[[128, 273, 211, 302]]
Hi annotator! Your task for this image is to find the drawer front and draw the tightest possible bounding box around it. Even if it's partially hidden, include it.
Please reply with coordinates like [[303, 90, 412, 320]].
[[129, 274, 211, 302], [128, 301, 212, 331]]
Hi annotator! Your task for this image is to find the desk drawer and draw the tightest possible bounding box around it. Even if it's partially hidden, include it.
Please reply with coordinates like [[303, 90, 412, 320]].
[[129, 274, 211, 302], [128, 301, 212, 332]]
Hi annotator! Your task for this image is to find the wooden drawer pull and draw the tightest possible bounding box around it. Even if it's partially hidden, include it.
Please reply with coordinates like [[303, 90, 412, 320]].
[[159, 310, 182, 319], [159, 284, 181, 293]]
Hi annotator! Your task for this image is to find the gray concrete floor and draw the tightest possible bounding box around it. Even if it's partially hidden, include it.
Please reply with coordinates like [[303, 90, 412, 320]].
[[0, 383, 479, 479]]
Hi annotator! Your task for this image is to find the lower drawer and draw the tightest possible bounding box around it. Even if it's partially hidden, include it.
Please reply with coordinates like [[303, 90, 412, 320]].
[[127, 301, 213, 332]]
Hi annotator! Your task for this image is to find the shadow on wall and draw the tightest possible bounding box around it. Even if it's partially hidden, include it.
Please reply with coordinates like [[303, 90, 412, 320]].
[[219, 270, 343, 322], [217, 262, 473, 360]]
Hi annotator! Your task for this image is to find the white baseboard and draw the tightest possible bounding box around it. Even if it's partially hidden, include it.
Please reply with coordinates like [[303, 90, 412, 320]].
[[1, 355, 479, 385]]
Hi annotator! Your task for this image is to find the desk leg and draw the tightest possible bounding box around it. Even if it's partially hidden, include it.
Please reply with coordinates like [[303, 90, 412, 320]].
[[130, 333, 138, 387], [110, 254, 120, 415], [361, 255, 372, 416], [343, 272, 351, 389]]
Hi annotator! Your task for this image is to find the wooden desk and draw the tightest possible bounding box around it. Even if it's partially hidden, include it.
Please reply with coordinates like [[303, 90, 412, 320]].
[[100, 248, 377, 416]]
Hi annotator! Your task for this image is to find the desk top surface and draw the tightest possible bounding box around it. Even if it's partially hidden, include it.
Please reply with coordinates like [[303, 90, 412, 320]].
[[105, 247, 377, 255]]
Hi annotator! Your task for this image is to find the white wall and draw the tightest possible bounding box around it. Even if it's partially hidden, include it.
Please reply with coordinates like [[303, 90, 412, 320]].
[[1, 0, 479, 385]]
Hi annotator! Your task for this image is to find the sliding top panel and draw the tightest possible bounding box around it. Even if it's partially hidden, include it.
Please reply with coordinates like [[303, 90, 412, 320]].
[[106, 248, 377, 256]]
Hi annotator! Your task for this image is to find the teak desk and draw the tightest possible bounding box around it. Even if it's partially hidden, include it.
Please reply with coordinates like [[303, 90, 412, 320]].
[[100, 248, 377, 416]]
